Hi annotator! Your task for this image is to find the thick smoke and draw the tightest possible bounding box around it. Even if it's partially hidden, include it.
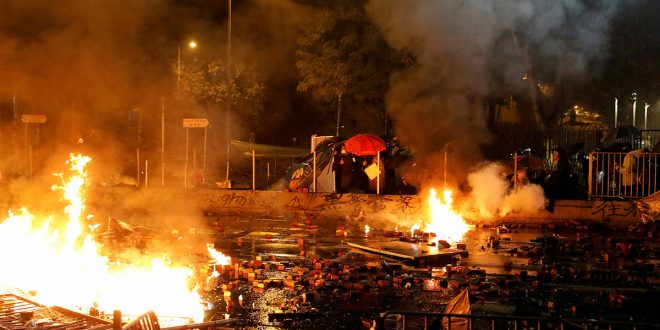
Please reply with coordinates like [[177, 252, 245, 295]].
[[366, 0, 619, 187], [466, 162, 547, 218], [466, 163, 510, 218], [0, 1, 233, 255]]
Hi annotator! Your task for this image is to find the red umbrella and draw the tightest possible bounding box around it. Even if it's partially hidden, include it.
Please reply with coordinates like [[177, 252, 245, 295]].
[[344, 134, 386, 156]]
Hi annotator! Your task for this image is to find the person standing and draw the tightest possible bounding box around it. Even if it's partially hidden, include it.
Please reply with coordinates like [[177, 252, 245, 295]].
[[621, 148, 648, 196]]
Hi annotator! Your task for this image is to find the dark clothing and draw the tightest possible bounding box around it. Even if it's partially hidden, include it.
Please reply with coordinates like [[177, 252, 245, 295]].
[[334, 153, 354, 192], [545, 156, 574, 199], [348, 160, 370, 193]]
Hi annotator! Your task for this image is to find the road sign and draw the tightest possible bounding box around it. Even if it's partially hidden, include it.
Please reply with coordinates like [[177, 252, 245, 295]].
[[182, 118, 209, 128], [21, 114, 47, 124]]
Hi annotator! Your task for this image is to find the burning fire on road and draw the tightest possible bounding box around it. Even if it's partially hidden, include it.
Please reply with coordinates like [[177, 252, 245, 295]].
[[424, 188, 469, 243], [0, 154, 210, 323], [400, 188, 470, 245]]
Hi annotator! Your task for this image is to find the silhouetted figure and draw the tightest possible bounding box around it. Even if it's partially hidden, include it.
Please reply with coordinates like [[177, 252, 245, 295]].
[[545, 147, 574, 199], [346, 156, 370, 193]]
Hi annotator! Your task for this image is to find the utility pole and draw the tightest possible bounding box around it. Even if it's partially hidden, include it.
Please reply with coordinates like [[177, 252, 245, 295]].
[[161, 97, 165, 186], [336, 93, 342, 137], [225, 0, 232, 182]]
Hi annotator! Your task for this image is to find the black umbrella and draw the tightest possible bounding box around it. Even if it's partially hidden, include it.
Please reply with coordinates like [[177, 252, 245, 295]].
[[601, 125, 640, 146]]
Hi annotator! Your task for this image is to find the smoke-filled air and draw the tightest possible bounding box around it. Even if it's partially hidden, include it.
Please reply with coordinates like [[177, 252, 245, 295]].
[[366, 0, 618, 190]]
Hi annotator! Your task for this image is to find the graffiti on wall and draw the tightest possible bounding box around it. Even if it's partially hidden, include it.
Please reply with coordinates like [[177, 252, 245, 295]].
[[194, 190, 424, 216], [591, 200, 638, 219]]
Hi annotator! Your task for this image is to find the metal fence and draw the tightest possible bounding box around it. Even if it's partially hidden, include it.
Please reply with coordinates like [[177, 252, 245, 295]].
[[588, 151, 660, 199], [637, 129, 660, 150], [377, 311, 659, 330], [489, 126, 606, 161]]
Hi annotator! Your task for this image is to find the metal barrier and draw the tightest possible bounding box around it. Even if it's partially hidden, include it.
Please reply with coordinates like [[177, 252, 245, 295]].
[[489, 126, 605, 160], [377, 311, 660, 330], [122, 311, 160, 330], [588, 151, 660, 199], [638, 129, 660, 150]]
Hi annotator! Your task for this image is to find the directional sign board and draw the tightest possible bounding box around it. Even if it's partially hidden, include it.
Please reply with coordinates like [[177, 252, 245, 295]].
[[21, 114, 47, 124], [182, 118, 209, 128]]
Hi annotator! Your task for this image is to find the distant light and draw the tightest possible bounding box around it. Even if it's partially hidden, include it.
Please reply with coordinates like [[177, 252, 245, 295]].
[[189, 41, 197, 49]]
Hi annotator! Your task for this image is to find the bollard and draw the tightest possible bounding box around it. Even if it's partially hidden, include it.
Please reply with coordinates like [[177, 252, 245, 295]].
[[112, 310, 121, 330]]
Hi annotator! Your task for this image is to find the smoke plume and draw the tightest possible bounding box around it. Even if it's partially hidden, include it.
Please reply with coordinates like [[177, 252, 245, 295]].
[[466, 162, 547, 218], [366, 0, 619, 185]]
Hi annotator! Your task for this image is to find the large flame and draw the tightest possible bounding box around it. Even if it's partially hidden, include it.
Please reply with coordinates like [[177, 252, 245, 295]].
[[207, 243, 231, 266], [424, 188, 469, 243], [0, 154, 205, 322]]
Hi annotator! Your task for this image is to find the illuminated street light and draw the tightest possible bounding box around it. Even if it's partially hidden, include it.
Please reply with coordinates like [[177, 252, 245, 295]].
[[167, 40, 197, 187], [177, 40, 198, 100]]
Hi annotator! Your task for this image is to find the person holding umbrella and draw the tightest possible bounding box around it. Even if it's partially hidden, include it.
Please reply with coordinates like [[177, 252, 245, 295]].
[[343, 134, 387, 194]]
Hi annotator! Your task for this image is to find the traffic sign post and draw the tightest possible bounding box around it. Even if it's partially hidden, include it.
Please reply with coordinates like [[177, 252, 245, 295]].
[[182, 118, 209, 188]]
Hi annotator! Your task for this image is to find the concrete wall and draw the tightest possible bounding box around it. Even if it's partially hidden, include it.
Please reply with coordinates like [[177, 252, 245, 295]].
[[90, 187, 642, 225]]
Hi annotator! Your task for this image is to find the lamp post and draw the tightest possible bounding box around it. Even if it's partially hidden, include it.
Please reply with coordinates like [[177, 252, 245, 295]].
[[644, 102, 650, 130], [225, 0, 232, 183], [177, 40, 198, 104], [170, 40, 197, 187], [336, 93, 342, 136], [632, 92, 637, 127]]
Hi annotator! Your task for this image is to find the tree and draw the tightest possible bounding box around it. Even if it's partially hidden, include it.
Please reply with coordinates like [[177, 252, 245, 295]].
[[295, 0, 403, 136], [177, 59, 266, 128]]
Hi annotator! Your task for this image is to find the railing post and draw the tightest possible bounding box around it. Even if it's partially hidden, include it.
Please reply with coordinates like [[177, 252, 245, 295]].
[[112, 310, 121, 330], [588, 153, 593, 200]]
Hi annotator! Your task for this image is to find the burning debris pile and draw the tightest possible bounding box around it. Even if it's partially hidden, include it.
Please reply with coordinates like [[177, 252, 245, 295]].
[[0, 154, 219, 326]]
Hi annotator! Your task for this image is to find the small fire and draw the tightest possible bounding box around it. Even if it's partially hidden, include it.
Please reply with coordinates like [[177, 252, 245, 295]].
[[424, 188, 469, 243], [410, 223, 421, 237], [0, 154, 204, 322], [207, 243, 231, 266], [364, 224, 370, 236]]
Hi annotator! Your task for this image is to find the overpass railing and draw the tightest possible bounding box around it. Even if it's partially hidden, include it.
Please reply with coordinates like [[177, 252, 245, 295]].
[[588, 151, 660, 199], [377, 311, 660, 330]]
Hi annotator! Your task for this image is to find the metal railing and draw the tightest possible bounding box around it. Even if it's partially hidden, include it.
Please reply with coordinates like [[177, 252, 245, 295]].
[[488, 126, 605, 160], [637, 130, 660, 150], [122, 311, 160, 330], [377, 311, 660, 330], [588, 151, 660, 199]]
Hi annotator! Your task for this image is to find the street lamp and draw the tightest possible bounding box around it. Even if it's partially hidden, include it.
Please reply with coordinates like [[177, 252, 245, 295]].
[[177, 40, 198, 102], [166, 40, 197, 187], [225, 0, 232, 183]]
